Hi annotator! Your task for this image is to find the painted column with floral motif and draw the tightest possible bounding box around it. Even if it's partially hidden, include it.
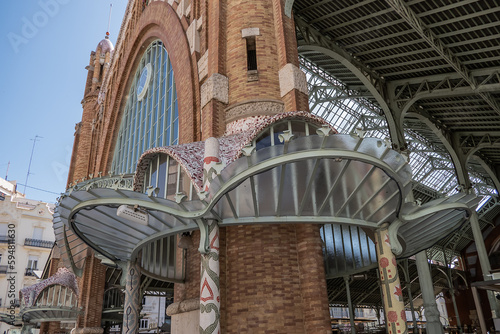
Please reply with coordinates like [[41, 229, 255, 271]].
[[375, 223, 408, 334], [123, 261, 141, 334], [200, 138, 222, 334]]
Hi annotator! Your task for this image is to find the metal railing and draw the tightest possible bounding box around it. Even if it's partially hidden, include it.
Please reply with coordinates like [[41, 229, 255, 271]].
[[25, 268, 38, 276], [24, 238, 54, 249]]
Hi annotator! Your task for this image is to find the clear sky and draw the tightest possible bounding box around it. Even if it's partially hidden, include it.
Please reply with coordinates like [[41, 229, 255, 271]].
[[0, 1, 128, 203]]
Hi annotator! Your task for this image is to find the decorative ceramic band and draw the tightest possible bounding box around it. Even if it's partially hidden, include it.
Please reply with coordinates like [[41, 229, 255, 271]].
[[375, 226, 408, 334], [203, 137, 222, 191], [123, 261, 141, 334], [200, 221, 220, 334]]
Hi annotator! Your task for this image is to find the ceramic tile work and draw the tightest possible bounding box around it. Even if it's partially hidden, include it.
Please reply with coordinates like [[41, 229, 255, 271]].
[[20, 267, 78, 307], [134, 112, 337, 195], [134, 141, 206, 192]]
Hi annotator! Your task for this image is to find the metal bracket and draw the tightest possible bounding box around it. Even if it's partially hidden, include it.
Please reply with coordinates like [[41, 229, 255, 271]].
[[147, 186, 159, 197], [241, 143, 256, 157], [196, 219, 210, 254], [388, 218, 403, 255], [116, 261, 129, 287]]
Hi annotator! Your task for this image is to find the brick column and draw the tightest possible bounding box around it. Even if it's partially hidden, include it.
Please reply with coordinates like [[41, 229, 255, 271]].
[[47, 322, 62, 334], [76, 255, 106, 334], [272, 0, 310, 112], [123, 261, 141, 334], [375, 224, 407, 334], [296, 224, 332, 333]]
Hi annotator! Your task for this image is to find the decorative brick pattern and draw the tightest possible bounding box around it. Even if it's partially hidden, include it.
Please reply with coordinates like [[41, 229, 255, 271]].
[[225, 99, 284, 123], [76, 255, 106, 330], [225, 225, 304, 334]]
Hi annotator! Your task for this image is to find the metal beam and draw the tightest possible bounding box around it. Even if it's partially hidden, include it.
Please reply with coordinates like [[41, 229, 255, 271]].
[[296, 26, 404, 147], [400, 83, 500, 121], [384, 0, 475, 86], [390, 68, 500, 87], [406, 111, 468, 186]]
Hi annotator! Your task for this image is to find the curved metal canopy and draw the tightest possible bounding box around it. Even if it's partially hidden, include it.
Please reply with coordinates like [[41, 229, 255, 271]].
[[55, 131, 482, 267], [399, 192, 480, 257], [55, 133, 413, 263]]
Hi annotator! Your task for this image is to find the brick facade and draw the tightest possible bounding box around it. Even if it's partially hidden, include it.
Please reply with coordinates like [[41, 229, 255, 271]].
[[58, 0, 331, 333]]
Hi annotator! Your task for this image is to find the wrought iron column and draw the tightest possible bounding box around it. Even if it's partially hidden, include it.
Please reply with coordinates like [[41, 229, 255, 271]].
[[375, 223, 408, 334], [442, 249, 462, 333], [403, 259, 418, 332], [123, 261, 141, 334], [344, 276, 356, 334], [415, 251, 443, 334], [470, 212, 500, 319]]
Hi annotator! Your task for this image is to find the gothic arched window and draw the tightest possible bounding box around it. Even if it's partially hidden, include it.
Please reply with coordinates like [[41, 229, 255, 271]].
[[112, 40, 179, 174]]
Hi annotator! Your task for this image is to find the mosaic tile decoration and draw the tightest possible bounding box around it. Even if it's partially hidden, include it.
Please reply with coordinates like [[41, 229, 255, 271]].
[[20, 267, 78, 307], [134, 111, 337, 194]]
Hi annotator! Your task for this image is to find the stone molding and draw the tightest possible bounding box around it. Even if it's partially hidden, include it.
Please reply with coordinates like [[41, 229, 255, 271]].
[[73, 328, 104, 334], [225, 99, 284, 123], [176, 0, 191, 18], [241, 28, 260, 38], [278, 63, 308, 97], [187, 19, 200, 54], [201, 73, 229, 108], [166, 298, 200, 316], [198, 50, 208, 82]]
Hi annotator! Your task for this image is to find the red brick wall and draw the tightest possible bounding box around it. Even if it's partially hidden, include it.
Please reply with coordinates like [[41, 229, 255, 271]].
[[224, 225, 304, 333], [226, 0, 281, 107], [77, 255, 106, 329], [174, 231, 201, 302], [296, 224, 332, 333]]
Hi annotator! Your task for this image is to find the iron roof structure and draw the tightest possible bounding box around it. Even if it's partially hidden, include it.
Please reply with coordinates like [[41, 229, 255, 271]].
[[293, 0, 500, 256]]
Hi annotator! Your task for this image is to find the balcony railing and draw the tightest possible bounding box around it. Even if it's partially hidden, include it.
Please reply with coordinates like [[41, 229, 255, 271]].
[[24, 238, 54, 249], [25, 268, 38, 276], [0, 265, 8, 274], [0, 235, 10, 243]]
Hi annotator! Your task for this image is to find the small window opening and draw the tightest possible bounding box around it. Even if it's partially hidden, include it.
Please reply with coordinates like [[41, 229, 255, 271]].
[[246, 37, 257, 71]]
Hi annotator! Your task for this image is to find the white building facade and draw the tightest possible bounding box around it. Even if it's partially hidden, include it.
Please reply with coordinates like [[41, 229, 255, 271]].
[[0, 178, 55, 333]]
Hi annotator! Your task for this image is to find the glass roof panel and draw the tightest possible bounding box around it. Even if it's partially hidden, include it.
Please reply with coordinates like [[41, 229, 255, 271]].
[[301, 56, 490, 200]]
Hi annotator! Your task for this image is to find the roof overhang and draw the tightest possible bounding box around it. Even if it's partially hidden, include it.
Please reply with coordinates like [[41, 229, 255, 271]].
[[55, 133, 413, 262]]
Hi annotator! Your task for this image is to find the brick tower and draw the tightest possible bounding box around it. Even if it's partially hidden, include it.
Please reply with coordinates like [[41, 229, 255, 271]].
[[181, 0, 332, 332], [54, 1, 333, 333]]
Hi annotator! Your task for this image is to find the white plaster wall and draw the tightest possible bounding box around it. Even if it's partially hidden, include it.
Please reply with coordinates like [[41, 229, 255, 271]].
[[0, 179, 55, 334]]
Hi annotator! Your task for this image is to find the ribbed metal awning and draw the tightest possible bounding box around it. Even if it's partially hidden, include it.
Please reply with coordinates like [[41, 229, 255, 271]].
[[55, 133, 413, 262], [211, 134, 412, 227], [399, 193, 480, 257], [22, 308, 80, 323], [55, 187, 203, 261]]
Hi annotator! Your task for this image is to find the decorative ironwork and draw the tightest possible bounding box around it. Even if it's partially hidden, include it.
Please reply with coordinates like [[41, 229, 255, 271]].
[[68, 174, 134, 193], [24, 238, 54, 249]]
